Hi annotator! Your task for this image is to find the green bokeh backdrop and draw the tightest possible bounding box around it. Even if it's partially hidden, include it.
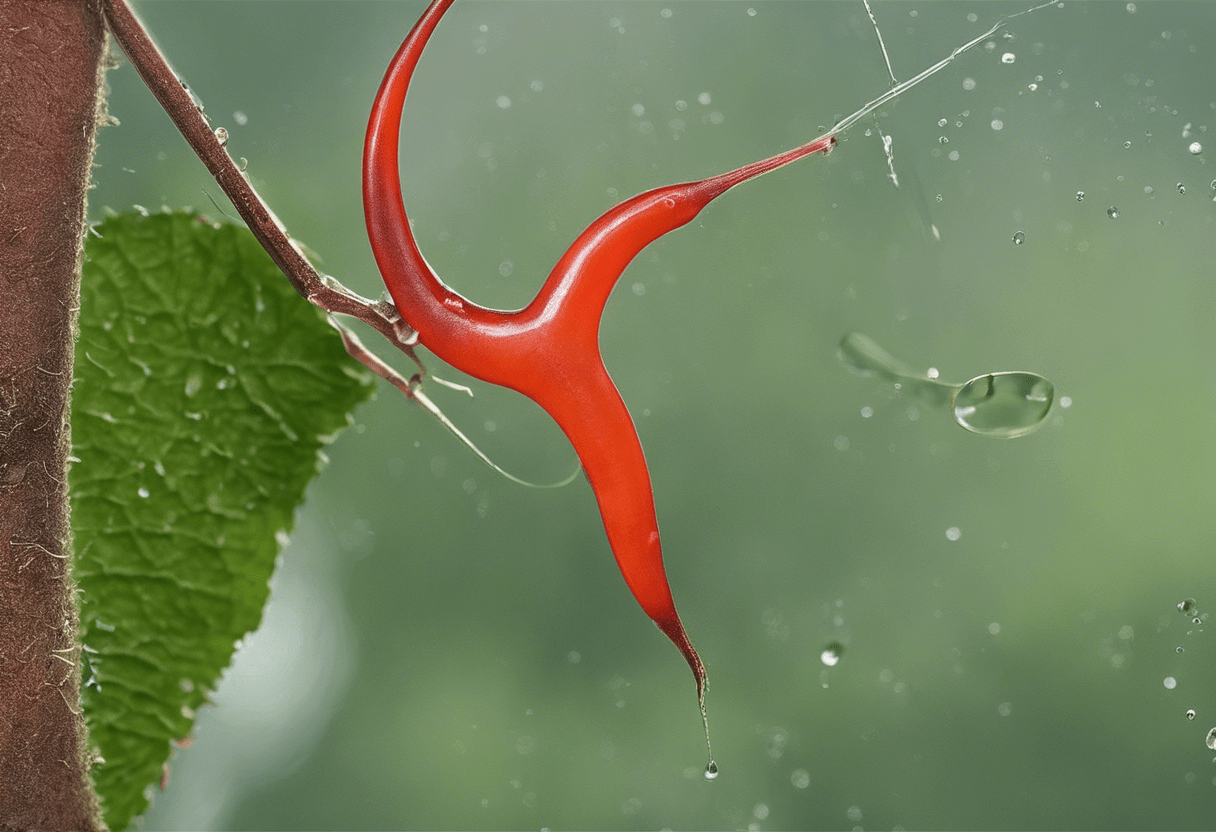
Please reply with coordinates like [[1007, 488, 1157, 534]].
[[89, 2, 1216, 829]]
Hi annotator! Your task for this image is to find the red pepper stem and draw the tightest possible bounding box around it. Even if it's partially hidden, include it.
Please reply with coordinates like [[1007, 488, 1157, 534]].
[[691, 134, 836, 205]]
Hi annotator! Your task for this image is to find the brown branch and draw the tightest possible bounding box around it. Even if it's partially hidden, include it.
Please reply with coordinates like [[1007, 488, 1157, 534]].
[[100, 0, 425, 373], [0, 1, 109, 829]]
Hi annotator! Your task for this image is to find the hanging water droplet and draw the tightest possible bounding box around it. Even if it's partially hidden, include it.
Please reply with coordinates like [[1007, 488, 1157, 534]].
[[840, 333, 1054, 438], [1012, 231, 1025, 245], [1076, 190, 1085, 201], [214, 127, 228, 147], [1188, 141, 1204, 155], [1186, 709, 1196, 720], [820, 642, 844, 667], [952, 372, 1055, 438], [1107, 206, 1120, 218], [704, 761, 719, 780], [1206, 728, 1216, 751]]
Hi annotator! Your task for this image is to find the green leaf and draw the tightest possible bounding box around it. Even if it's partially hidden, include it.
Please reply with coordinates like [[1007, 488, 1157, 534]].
[[71, 211, 374, 831]]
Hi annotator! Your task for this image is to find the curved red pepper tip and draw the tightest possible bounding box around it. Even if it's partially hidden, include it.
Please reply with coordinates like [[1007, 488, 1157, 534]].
[[364, 0, 834, 730]]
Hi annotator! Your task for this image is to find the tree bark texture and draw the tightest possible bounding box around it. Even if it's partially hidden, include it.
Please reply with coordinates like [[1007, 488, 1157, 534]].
[[0, 2, 108, 830]]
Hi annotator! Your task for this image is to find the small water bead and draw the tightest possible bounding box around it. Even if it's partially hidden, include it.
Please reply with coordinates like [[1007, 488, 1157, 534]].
[[1028, 82, 1038, 91], [1107, 206, 1120, 218], [1012, 231, 1025, 245], [1207, 728, 1216, 751], [790, 768, 811, 789], [704, 761, 719, 781], [1001, 53, 1016, 64], [1124, 140, 1132, 149], [1178, 183, 1187, 194], [1179, 598, 1197, 614], [214, 127, 228, 147], [1164, 676, 1177, 690], [938, 117, 948, 127], [946, 526, 962, 541], [1189, 141, 1204, 155], [962, 77, 977, 91], [1076, 191, 1085, 201], [1187, 709, 1197, 720], [952, 372, 1055, 438], [820, 642, 844, 667]]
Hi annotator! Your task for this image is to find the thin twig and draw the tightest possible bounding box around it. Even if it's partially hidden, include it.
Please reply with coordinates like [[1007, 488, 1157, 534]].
[[100, 0, 423, 370]]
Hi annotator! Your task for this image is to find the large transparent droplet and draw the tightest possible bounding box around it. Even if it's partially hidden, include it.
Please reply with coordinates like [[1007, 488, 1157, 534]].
[[704, 761, 719, 781], [1206, 727, 1216, 751], [951, 372, 1055, 438]]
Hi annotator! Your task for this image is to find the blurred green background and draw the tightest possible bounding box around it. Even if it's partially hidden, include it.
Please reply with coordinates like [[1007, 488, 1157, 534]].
[[89, 1, 1216, 829]]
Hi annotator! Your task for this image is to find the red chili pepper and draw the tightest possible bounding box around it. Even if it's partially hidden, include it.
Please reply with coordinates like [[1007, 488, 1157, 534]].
[[364, 0, 833, 756]]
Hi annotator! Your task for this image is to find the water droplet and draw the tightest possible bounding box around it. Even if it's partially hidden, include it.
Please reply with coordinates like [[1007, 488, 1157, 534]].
[[238, 157, 248, 172], [962, 77, 977, 91], [214, 127, 228, 147], [1126, 2, 1136, 11], [790, 768, 811, 789], [1076, 190, 1085, 201], [937, 118, 948, 127], [1124, 140, 1133, 149], [1164, 676, 1177, 690], [1189, 141, 1204, 155], [952, 372, 1055, 438], [233, 110, 248, 126], [1207, 728, 1216, 751], [1001, 53, 1016, 64], [1107, 206, 1120, 218], [704, 761, 719, 781], [495, 95, 511, 109], [184, 372, 202, 397], [1012, 231, 1025, 245], [1028, 82, 1038, 91], [697, 91, 712, 106], [1177, 182, 1187, 194], [991, 119, 1004, 131], [1179, 598, 1197, 614], [137, 487, 150, 499], [820, 642, 844, 667], [946, 526, 962, 541], [1187, 709, 1197, 720]]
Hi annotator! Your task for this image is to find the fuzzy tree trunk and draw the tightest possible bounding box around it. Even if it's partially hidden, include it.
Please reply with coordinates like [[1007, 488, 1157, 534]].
[[0, 1, 108, 829]]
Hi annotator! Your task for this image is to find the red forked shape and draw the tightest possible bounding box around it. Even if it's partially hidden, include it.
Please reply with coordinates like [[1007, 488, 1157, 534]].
[[364, 0, 834, 744]]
